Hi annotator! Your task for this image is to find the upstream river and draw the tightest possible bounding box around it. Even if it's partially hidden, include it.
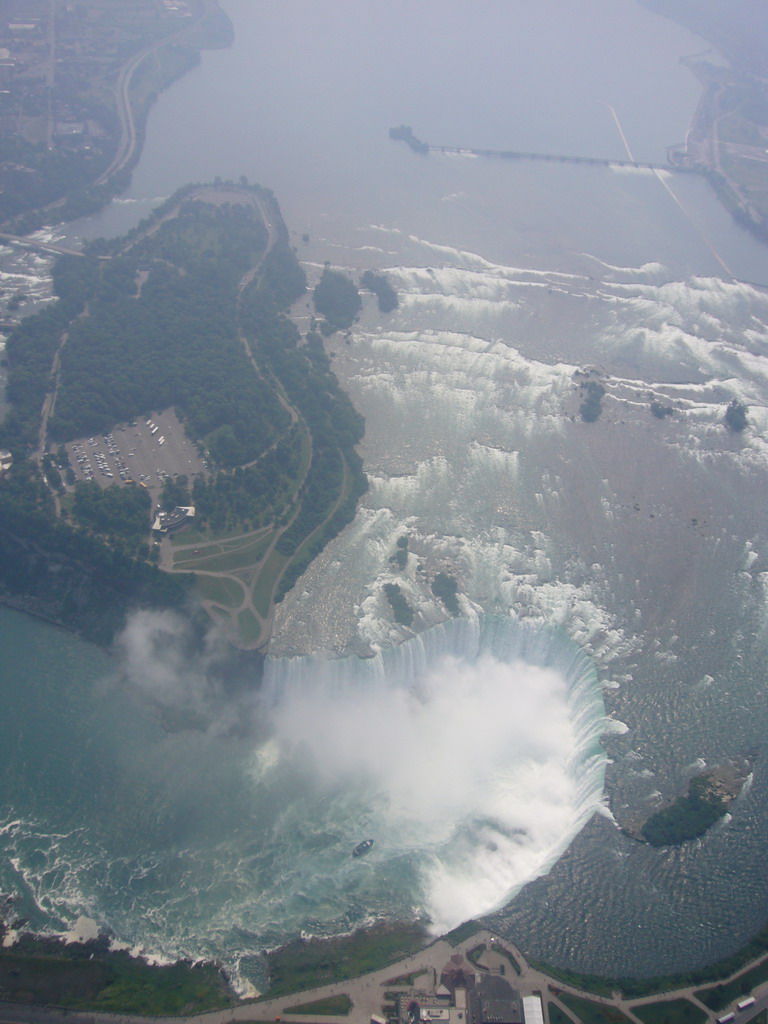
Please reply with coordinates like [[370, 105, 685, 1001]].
[[3, 0, 768, 989]]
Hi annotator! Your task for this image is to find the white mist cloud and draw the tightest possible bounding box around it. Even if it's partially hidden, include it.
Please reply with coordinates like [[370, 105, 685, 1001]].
[[267, 650, 604, 932], [115, 610, 255, 733]]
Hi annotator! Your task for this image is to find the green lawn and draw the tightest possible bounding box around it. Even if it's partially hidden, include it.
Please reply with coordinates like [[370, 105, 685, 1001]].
[[252, 548, 289, 617], [696, 956, 768, 1010], [194, 574, 245, 608], [174, 533, 271, 573], [549, 1003, 575, 1024], [558, 993, 631, 1024], [0, 944, 230, 1015], [631, 998, 707, 1024], [494, 945, 521, 975], [263, 923, 427, 999], [467, 945, 489, 969], [444, 921, 482, 946], [238, 607, 261, 644]]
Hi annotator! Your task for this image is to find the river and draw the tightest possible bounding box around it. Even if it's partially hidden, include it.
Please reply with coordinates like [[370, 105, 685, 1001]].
[[3, 0, 768, 988]]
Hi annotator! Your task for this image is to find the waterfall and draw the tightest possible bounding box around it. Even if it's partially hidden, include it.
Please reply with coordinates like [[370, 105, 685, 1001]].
[[261, 613, 608, 932]]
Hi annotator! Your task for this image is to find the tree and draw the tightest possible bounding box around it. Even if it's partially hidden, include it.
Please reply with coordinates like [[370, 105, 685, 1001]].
[[579, 381, 605, 422], [724, 398, 748, 432], [313, 269, 361, 332]]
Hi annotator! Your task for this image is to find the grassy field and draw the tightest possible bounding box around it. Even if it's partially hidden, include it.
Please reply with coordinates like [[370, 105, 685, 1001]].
[[263, 923, 428, 999], [558, 993, 631, 1024], [195, 574, 246, 608], [238, 607, 261, 644], [495, 944, 521, 975], [444, 920, 483, 946], [696, 957, 768, 1010], [631, 999, 707, 1024], [383, 968, 429, 987], [174, 533, 272, 573], [252, 548, 290, 617], [549, 1003, 574, 1024], [467, 944, 489, 968]]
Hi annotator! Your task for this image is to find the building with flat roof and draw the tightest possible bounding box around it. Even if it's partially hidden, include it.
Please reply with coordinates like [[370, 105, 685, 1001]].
[[152, 505, 195, 533], [522, 996, 544, 1024], [471, 975, 523, 1024]]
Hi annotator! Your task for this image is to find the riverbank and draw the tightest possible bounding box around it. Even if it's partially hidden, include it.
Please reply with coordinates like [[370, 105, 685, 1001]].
[[0, 0, 233, 235]]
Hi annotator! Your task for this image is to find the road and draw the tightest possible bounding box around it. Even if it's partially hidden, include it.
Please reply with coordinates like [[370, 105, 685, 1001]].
[[0, 233, 89, 259], [96, 0, 219, 186]]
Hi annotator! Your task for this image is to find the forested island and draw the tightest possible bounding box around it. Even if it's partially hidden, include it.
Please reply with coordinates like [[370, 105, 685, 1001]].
[[389, 124, 429, 154], [361, 270, 399, 313], [313, 267, 362, 333], [622, 761, 752, 847], [0, 183, 368, 647]]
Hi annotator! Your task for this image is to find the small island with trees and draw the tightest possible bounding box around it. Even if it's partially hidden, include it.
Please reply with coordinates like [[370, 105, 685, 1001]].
[[724, 398, 749, 432], [361, 270, 399, 313], [313, 267, 362, 334], [389, 125, 430, 155], [622, 760, 752, 847]]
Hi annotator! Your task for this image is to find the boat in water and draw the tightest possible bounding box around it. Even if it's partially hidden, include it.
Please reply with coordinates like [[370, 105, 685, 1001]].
[[352, 838, 374, 857]]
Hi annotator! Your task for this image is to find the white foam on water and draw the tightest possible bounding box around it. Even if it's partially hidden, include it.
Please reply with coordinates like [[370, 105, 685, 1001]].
[[607, 164, 657, 176]]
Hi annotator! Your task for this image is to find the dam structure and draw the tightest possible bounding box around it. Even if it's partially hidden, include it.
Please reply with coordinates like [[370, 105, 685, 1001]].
[[427, 144, 699, 173], [388, 125, 700, 174]]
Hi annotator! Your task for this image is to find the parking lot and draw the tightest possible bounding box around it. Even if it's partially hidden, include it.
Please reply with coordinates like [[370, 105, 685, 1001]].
[[65, 408, 207, 498]]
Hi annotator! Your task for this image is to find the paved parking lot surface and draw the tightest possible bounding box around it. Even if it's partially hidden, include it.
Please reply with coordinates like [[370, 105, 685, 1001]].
[[66, 408, 207, 498]]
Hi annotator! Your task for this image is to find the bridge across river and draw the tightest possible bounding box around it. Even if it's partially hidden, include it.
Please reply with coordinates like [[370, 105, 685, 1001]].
[[0, 231, 90, 259], [427, 144, 699, 174]]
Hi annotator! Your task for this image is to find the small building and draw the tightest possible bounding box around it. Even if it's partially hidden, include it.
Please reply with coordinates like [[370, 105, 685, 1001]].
[[0, 449, 12, 474], [152, 505, 195, 533], [420, 1008, 450, 1023]]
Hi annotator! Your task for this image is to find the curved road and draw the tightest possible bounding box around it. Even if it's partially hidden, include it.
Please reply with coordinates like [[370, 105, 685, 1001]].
[[97, 0, 219, 186]]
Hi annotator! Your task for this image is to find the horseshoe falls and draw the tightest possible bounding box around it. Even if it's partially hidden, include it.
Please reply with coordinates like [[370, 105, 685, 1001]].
[[262, 616, 607, 937]]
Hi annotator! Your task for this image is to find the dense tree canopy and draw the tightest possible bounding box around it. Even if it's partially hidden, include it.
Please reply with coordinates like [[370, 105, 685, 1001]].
[[361, 270, 398, 313], [724, 398, 748, 432], [0, 184, 368, 635], [313, 268, 361, 332]]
